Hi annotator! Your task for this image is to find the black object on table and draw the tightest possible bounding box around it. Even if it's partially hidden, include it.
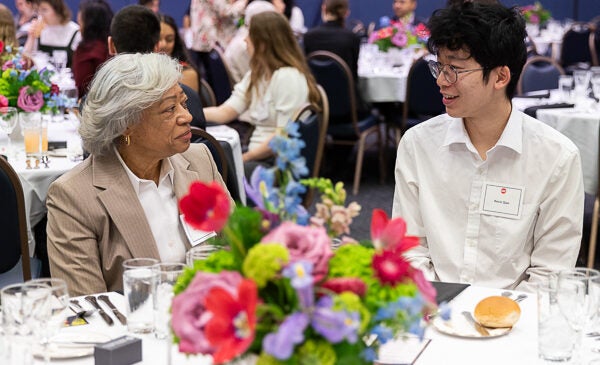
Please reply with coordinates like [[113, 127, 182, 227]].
[[430, 281, 470, 304]]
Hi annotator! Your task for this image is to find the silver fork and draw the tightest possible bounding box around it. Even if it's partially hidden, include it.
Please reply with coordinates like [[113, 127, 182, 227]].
[[70, 299, 97, 318]]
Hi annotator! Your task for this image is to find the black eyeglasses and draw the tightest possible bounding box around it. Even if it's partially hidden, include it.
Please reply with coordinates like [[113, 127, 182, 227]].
[[427, 60, 485, 84]]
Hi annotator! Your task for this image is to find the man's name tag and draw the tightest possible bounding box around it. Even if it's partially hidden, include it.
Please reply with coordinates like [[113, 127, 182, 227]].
[[180, 215, 217, 247], [480, 182, 524, 219]]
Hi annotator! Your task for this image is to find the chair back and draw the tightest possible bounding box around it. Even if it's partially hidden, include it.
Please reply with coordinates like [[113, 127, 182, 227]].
[[402, 57, 445, 130], [560, 23, 594, 71], [292, 85, 330, 207], [307, 51, 357, 132], [199, 78, 217, 107], [517, 56, 565, 95], [591, 27, 600, 67], [0, 156, 32, 281], [206, 47, 235, 105], [191, 127, 227, 184]]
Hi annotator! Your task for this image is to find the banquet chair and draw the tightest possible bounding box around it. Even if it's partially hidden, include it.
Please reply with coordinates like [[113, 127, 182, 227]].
[[0, 156, 40, 286], [205, 47, 235, 105], [591, 27, 600, 67], [291, 85, 330, 207], [516, 56, 565, 96], [307, 50, 383, 195], [560, 23, 594, 73], [199, 78, 217, 107], [394, 57, 446, 144], [190, 126, 229, 191]]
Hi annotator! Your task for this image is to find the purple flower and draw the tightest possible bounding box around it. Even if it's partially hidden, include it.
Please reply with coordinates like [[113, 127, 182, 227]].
[[311, 296, 359, 344], [391, 31, 408, 48], [263, 312, 309, 360], [17, 86, 44, 112], [283, 261, 314, 309]]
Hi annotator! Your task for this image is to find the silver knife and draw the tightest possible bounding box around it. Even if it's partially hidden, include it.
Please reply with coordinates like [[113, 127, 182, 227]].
[[85, 296, 114, 326], [462, 311, 489, 336], [98, 295, 127, 325]]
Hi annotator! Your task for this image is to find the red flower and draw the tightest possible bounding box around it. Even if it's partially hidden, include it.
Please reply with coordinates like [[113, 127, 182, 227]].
[[370, 209, 419, 252], [0, 40, 4, 52], [50, 83, 60, 96], [321, 277, 367, 297], [410, 269, 436, 304], [180, 181, 230, 232], [372, 248, 411, 286], [204, 279, 258, 364]]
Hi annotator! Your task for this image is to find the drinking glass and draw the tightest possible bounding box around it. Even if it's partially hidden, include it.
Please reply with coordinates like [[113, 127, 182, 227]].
[[185, 244, 219, 267], [122, 258, 159, 334], [27, 278, 69, 365], [573, 70, 592, 99], [591, 75, 600, 100], [556, 268, 600, 355], [1, 282, 52, 365], [51, 50, 67, 72], [19, 112, 41, 158], [0, 107, 18, 159], [558, 75, 573, 101], [153, 263, 185, 340]]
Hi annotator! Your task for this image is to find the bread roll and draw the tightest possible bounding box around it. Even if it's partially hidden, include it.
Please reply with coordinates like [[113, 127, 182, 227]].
[[473, 296, 521, 328]]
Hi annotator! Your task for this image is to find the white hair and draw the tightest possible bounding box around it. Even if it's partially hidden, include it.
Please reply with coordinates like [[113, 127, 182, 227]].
[[79, 52, 182, 156]]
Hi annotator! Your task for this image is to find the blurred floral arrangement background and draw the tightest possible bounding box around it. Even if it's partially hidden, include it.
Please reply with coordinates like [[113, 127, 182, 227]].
[[520, 2, 552, 25], [369, 17, 430, 53], [170, 124, 442, 364], [0, 42, 61, 114]]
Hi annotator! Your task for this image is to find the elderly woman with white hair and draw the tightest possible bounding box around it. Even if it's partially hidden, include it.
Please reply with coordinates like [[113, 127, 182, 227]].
[[46, 52, 231, 296]]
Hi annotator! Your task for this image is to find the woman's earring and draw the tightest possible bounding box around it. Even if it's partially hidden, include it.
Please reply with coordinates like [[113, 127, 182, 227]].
[[123, 135, 131, 146]]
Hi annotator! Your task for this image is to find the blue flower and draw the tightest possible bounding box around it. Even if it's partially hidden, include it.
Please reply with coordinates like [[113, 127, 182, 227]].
[[438, 301, 452, 321], [263, 312, 309, 360], [361, 347, 377, 362], [371, 324, 394, 344], [408, 320, 425, 341], [379, 16, 391, 28]]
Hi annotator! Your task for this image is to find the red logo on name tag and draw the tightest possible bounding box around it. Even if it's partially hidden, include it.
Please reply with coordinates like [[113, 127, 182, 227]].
[[501, 188, 507, 194]]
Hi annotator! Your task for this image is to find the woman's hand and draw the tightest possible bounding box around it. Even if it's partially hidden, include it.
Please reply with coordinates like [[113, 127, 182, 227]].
[[28, 17, 45, 39]]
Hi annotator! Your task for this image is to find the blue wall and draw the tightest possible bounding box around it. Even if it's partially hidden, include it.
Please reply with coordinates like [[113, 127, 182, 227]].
[[5, 0, 600, 30]]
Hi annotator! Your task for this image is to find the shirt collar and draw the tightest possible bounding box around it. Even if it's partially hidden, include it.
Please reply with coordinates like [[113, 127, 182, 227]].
[[442, 108, 523, 155], [114, 146, 175, 194]]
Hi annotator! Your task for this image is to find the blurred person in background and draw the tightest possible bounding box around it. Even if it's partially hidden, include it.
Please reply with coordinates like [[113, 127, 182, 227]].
[[73, 0, 113, 97], [139, 0, 160, 13], [14, 0, 36, 46], [391, 0, 425, 26], [283, 0, 305, 34], [1, 4, 18, 47], [158, 13, 199, 93], [203, 12, 320, 177], [24, 0, 80, 68]]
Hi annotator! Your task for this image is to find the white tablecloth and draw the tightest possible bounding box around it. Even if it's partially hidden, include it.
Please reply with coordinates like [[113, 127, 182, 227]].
[[31, 286, 545, 365], [536, 108, 600, 196]]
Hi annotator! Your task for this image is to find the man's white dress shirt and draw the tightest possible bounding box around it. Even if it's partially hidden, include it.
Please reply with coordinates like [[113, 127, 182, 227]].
[[392, 108, 584, 291]]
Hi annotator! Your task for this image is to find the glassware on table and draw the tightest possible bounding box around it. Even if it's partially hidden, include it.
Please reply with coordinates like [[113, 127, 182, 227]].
[[573, 70, 592, 99], [1, 282, 52, 365], [51, 50, 67, 72], [556, 268, 600, 357], [591, 75, 600, 100], [185, 244, 219, 267], [558, 75, 574, 102], [66, 135, 84, 162], [26, 278, 69, 365], [153, 263, 185, 340], [537, 270, 576, 362], [0, 107, 18, 160], [122, 257, 159, 334], [19, 112, 41, 158]]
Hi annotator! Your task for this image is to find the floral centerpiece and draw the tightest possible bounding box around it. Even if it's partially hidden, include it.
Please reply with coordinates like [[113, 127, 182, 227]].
[[368, 17, 430, 53], [0, 41, 60, 113], [171, 124, 446, 364], [520, 2, 551, 25]]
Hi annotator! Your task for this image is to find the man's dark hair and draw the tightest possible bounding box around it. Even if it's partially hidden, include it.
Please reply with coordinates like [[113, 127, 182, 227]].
[[110, 5, 160, 53], [80, 0, 113, 43], [427, 2, 527, 99]]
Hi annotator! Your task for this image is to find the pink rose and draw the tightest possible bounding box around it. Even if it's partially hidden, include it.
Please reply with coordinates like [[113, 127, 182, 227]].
[[171, 271, 243, 355], [0, 95, 7, 108], [261, 222, 333, 282], [17, 86, 44, 112]]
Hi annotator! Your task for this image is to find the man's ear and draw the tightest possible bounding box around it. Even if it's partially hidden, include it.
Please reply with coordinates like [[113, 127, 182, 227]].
[[107, 36, 117, 55], [494, 65, 511, 90]]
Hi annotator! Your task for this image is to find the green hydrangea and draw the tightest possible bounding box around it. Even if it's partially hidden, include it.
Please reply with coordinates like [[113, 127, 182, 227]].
[[173, 250, 236, 295], [298, 340, 336, 365], [256, 353, 286, 365], [243, 243, 289, 288], [333, 292, 371, 332], [329, 245, 418, 312]]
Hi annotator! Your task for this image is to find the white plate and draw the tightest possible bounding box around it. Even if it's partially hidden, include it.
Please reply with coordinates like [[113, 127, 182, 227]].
[[34, 332, 112, 359], [432, 315, 511, 339]]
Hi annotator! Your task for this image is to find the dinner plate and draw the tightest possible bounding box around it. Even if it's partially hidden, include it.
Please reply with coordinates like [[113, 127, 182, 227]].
[[432, 315, 511, 338], [33, 332, 112, 359]]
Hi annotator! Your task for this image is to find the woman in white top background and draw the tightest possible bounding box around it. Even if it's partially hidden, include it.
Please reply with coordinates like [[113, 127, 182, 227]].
[[203, 11, 320, 177], [24, 0, 80, 68]]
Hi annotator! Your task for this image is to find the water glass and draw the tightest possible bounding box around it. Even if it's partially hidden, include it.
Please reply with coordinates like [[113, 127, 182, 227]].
[[185, 244, 219, 267], [0, 107, 18, 159], [122, 258, 159, 334], [573, 70, 592, 99], [558, 75, 573, 101], [591, 75, 600, 100], [537, 272, 575, 362], [52, 50, 67, 71], [66, 135, 84, 162], [153, 263, 185, 340]]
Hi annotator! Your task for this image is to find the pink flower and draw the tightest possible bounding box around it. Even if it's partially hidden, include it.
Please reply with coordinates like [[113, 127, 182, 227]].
[[529, 14, 540, 24], [0, 95, 8, 108], [391, 31, 408, 48], [370, 209, 419, 252], [410, 269, 436, 304], [321, 277, 366, 297], [261, 222, 333, 282], [171, 271, 243, 355], [17, 86, 44, 112], [180, 181, 231, 232], [372, 248, 411, 286]]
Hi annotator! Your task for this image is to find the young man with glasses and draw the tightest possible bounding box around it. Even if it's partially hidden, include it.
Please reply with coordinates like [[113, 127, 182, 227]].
[[392, 3, 584, 291]]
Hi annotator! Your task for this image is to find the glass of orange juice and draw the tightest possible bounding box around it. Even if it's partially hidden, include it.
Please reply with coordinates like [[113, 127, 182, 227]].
[[19, 112, 41, 158]]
